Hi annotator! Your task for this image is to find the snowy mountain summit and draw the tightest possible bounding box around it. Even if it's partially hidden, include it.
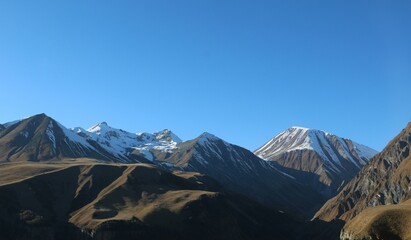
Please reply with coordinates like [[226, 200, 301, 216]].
[[72, 122, 181, 162], [254, 126, 378, 195], [0, 114, 380, 219], [256, 126, 376, 165]]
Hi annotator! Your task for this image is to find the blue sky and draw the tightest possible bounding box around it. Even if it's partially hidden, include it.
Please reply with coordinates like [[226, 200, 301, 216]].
[[0, 1, 410, 151]]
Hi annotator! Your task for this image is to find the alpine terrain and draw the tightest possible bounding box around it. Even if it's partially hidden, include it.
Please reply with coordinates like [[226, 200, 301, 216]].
[[314, 121, 411, 239], [0, 114, 312, 240], [152, 132, 325, 217], [0, 113, 393, 240], [255, 127, 377, 197], [0, 114, 181, 163]]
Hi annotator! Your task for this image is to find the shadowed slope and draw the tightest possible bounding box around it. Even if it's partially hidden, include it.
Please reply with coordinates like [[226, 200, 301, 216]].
[[0, 114, 114, 162], [155, 133, 325, 218], [314, 122, 411, 223], [0, 162, 299, 240]]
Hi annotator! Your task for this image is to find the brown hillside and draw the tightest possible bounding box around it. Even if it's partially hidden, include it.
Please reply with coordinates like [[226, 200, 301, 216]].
[[314, 122, 411, 222], [0, 161, 299, 240], [341, 199, 411, 240]]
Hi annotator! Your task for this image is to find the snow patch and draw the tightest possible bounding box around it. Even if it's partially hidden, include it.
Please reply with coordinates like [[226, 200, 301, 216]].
[[353, 142, 378, 160], [20, 131, 29, 138], [46, 121, 56, 150], [269, 163, 296, 180], [57, 122, 95, 150]]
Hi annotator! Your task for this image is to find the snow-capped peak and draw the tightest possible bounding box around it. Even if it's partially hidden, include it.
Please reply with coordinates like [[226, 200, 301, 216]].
[[87, 121, 111, 134], [70, 122, 182, 162], [153, 129, 182, 143], [255, 126, 378, 173], [257, 127, 353, 155]]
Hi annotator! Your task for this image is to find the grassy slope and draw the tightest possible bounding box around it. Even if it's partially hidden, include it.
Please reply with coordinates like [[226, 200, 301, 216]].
[[341, 199, 411, 240], [0, 160, 299, 240]]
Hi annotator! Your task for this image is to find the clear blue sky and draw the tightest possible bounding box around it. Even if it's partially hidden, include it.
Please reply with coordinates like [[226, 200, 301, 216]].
[[1, 1, 410, 151]]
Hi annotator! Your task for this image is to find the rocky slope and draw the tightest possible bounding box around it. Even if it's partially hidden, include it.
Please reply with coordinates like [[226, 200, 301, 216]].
[[314, 122, 411, 222], [0, 114, 113, 162], [0, 114, 181, 163], [154, 132, 325, 217], [255, 127, 377, 197], [1, 114, 326, 218]]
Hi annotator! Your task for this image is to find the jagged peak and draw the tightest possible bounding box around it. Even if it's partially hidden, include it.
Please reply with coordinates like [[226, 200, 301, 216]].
[[153, 129, 182, 143], [289, 126, 310, 131], [85, 123, 182, 144], [157, 128, 171, 133], [88, 121, 111, 132]]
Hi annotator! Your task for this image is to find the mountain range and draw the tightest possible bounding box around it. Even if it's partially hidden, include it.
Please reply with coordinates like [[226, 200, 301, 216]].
[[3, 113, 410, 239]]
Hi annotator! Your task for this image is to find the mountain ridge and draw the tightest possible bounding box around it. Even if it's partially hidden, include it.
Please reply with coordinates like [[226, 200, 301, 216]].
[[1, 113, 398, 240], [314, 121, 411, 223], [254, 127, 378, 197], [1, 114, 328, 218], [0, 113, 378, 220], [0, 114, 114, 162], [152, 130, 326, 218]]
